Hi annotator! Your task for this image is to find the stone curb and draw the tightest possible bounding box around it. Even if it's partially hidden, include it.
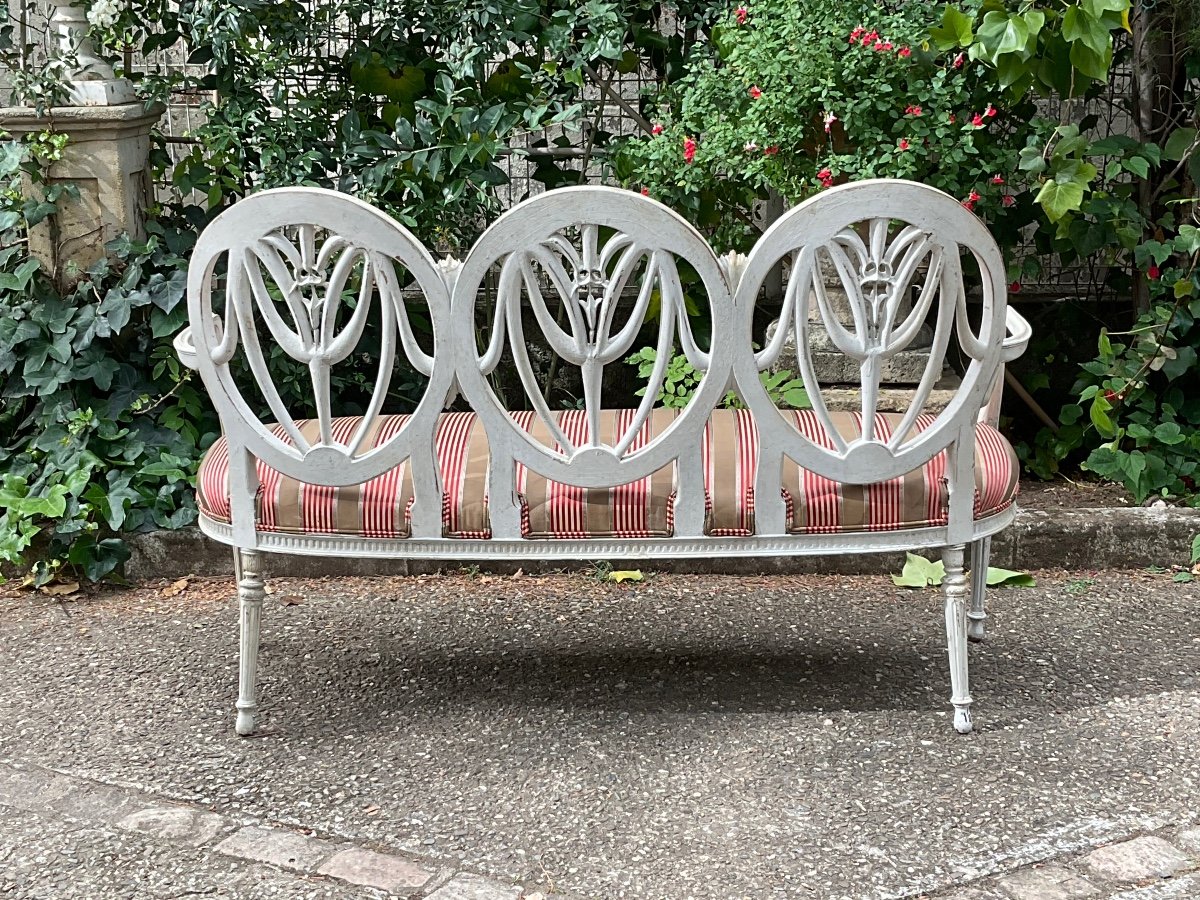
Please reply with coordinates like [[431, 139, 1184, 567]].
[[123, 505, 1200, 581], [0, 760, 543, 899], [936, 830, 1200, 900], [1, 756, 1195, 900]]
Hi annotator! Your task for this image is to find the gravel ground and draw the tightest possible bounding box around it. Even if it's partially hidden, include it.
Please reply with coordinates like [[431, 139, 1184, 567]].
[[0, 569, 1197, 899]]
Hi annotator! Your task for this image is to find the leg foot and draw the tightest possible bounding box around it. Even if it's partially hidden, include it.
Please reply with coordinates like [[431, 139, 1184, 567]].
[[236, 548, 264, 737], [942, 544, 974, 734], [967, 537, 990, 642]]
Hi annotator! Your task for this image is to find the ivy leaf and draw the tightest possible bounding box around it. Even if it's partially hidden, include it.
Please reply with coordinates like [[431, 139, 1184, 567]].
[[930, 6, 974, 49], [606, 569, 644, 583], [1190, 533, 1200, 565], [1123, 156, 1150, 179], [0, 258, 41, 292], [1164, 127, 1196, 161], [892, 552, 945, 588], [1068, 40, 1112, 81], [985, 567, 1036, 587], [1089, 395, 1117, 437], [1035, 179, 1085, 222]]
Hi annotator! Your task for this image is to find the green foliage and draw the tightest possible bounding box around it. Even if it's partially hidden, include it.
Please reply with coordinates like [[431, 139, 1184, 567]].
[[0, 1, 741, 582], [617, 0, 1042, 252], [626, 346, 810, 410], [0, 137, 217, 584], [1023, 224, 1200, 505], [891, 552, 1036, 588], [937, 0, 1135, 236]]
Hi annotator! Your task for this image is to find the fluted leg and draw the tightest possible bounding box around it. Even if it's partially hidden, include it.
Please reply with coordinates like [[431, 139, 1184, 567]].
[[235, 549, 264, 736], [968, 537, 990, 642], [942, 544, 973, 734]]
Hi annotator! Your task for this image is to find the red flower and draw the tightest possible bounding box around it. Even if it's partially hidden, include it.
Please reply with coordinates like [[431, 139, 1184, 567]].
[[897, 138, 910, 151], [873, 40, 884, 50], [971, 113, 985, 127], [683, 135, 697, 164], [1148, 264, 1161, 280], [953, 52, 965, 68], [749, 85, 763, 99], [863, 30, 879, 44], [898, 46, 911, 58], [735, 5, 749, 24], [849, 26, 863, 44], [1104, 389, 1120, 403], [962, 191, 981, 211], [905, 104, 922, 116], [651, 123, 664, 136], [881, 41, 893, 50], [948, 113, 956, 124], [817, 167, 834, 187], [640, 187, 650, 196], [1002, 194, 1015, 207], [984, 103, 997, 117], [1008, 281, 1022, 294], [763, 145, 779, 155], [991, 174, 1005, 185]]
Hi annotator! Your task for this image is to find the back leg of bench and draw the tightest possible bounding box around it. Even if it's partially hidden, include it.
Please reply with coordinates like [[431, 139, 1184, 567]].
[[968, 537, 990, 642], [942, 544, 973, 734], [235, 548, 265, 736]]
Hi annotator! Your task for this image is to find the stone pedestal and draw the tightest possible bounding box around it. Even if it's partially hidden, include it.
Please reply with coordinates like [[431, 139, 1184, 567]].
[[0, 102, 163, 281]]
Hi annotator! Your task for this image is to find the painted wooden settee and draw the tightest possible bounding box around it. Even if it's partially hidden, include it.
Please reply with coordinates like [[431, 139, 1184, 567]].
[[174, 179, 1031, 735]]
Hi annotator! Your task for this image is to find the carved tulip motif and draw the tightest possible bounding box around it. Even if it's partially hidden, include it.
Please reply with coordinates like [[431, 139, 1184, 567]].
[[477, 222, 707, 458]]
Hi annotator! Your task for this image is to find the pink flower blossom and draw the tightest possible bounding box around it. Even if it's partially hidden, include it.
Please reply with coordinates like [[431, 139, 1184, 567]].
[[683, 135, 696, 164], [905, 104, 922, 116], [953, 52, 965, 69], [1002, 194, 1015, 207], [817, 167, 834, 187], [823, 110, 838, 132], [763, 145, 779, 156], [640, 187, 650, 196], [749, 85, 762, 99], [1148, 264, 1160, 280], [735, 6, 749, 25], [898, 138, 910, 151], [651, 123, 664, 136], [743, 140, 758, 151], [897, 46, 911, 58], [984, 103, 997, 117], [971, 113, 985, 127], [948, 113, 956, 124], [991, 174, 1005, 185], [881, 41, 893, 50]]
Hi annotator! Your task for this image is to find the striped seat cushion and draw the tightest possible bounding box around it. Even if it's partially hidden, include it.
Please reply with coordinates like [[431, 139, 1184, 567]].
[[196, 409, 1018, 539]]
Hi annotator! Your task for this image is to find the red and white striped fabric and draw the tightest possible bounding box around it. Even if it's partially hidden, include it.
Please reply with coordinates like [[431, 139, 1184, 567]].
[[195, 409, 1020, 540]]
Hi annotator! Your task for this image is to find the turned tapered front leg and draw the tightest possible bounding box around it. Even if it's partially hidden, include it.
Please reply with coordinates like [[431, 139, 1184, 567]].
[[942, 544, 973, 734], [968, 537, 991, 642], [235, 548, 265, 736]]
